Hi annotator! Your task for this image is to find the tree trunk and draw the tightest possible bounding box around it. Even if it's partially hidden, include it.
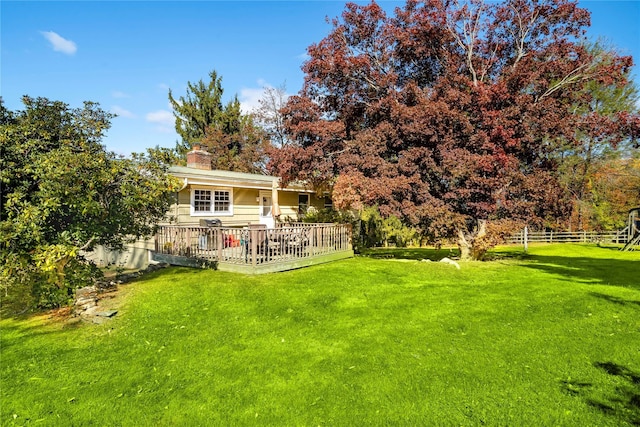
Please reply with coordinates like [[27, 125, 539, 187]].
[[457, 220, 488, 261], [457, 229, 472, 261]]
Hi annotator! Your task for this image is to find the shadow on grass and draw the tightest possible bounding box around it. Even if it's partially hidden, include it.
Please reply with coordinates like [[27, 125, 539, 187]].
[[520, 255, 640, 290], [360, 246, 533, 261], [589, 362, 640, 425], [128, 266, 197, 283], [0, 317, 75, 351], [589, 292, 640, 307], [561, 362, 640, 425], [360, 247, 459, 261]]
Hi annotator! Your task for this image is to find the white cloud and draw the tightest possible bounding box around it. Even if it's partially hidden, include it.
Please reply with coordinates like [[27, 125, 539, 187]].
[[146, 110, 173, 125], [239, 80, 292, 115], [239, 87, 267, 114], [111, 106, 135, 118], [146, 110, 174, 133], [40, 31, 77, 55], [112, 91, 131, 99]]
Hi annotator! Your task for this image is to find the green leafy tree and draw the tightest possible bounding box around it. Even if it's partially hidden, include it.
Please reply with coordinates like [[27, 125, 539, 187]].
[[557, 41, 640, 230], [0, 96, 180, 309], [201, 97, 270, 174]]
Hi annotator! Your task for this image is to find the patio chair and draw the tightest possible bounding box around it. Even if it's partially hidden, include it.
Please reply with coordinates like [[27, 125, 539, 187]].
[[285, 227, 310, 255], [244, 224, 270, 263]]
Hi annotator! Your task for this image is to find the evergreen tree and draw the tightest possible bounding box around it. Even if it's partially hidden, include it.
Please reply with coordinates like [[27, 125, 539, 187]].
[[169, 70, 227, 152], [169, 70, 270, 172]]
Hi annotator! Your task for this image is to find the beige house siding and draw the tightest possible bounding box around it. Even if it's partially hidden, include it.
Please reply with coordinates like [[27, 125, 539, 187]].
[[169, 186, 327, 226], [278, 191, 326, 221], [86, 164, 333, 270], [171, 187, 267, 226], [84, 238, 155, 270], [278, 191, 300, 220]]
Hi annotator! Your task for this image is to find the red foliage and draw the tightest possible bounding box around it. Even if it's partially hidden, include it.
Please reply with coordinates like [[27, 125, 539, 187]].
[[268, 0, 639, 252]]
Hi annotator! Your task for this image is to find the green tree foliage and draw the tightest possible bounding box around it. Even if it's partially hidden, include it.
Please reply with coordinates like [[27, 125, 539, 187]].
[[0, 97, 180, 309], [169, 70, 227, 150], [586, 155, 640, 230], [201, 100, 269, 174], [169, 70, 270, 173], [558, 41, 640, 230]]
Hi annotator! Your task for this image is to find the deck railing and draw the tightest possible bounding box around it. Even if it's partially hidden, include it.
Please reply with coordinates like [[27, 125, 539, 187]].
[[154, 223, 353, 270]]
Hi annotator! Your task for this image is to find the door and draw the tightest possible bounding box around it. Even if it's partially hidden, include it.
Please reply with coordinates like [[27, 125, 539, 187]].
[[259, 191, 274, 228]]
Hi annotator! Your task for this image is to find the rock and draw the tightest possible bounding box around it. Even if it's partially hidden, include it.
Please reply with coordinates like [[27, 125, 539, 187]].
[[75, 297, 97, 307], [73, 262, 169, 324], [420, 259, 432, 263], [439, 257, 461, 270], [82, 306, 100, 317], [95, 310, 118, 318], [75, 286, 97, 299]]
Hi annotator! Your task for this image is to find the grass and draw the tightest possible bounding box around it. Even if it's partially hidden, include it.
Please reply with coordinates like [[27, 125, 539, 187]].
[[1, 244, 639, 426]]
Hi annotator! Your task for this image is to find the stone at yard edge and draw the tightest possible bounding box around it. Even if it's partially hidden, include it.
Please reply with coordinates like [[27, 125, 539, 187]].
[[439, 257, 461, 270], [82, 306, 100, 317], [95, 310, 118, 318], [75, 286, 97, 298], [75, 297, 97, 308]]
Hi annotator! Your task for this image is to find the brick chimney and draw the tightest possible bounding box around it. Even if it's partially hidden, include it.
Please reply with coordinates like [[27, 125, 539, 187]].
[[186, 145, 212, 170]]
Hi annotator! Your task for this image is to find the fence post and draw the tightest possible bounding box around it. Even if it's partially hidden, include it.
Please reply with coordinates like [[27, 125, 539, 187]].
[[250, 228, 258, 267], [216, 228, 223, 263], [524, 226, 528, 253]]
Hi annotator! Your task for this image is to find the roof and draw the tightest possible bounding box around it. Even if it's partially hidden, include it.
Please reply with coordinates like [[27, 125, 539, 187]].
[[168, 166, 312, 192], [169, 166, 278, 183]]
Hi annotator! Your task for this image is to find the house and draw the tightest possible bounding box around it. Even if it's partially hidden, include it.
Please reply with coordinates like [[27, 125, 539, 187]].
[[167, 145, 329, 228], [87, 146, 351, 272]]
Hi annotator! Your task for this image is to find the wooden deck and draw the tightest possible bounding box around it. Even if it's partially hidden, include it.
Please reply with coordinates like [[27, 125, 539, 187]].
[[152, 223, 354, 274]]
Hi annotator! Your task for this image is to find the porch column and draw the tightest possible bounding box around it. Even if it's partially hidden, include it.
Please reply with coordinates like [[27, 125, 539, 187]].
[[272, 179, 281, 219]]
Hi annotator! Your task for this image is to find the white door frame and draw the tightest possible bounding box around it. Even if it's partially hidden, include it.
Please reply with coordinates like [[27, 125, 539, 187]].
[[259, 191, 274, 228]]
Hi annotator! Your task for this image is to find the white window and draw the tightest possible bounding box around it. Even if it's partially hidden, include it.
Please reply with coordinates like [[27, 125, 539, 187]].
[[298, 194, 309, 214], [193, 189, 211, 212], [191, 188, 233, 216], [261, 195, 272, 217], [213, 190, 231, 213]]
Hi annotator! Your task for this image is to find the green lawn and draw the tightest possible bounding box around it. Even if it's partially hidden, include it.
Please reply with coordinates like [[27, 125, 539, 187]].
[[2, 244, 639, 426]]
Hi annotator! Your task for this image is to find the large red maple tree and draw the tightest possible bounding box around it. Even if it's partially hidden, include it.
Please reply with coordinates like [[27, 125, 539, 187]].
[[269, 0, 638, 259]]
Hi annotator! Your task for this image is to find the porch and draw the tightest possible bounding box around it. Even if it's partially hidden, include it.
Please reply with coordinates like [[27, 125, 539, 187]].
[[152, 223, 354, 274]]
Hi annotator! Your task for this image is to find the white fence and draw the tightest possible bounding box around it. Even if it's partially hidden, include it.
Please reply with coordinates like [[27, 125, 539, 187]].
[[507, 229, 628, 245]]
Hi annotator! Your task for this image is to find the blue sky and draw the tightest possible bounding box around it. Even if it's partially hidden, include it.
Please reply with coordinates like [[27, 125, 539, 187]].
[[2, 1, 639, 156]]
